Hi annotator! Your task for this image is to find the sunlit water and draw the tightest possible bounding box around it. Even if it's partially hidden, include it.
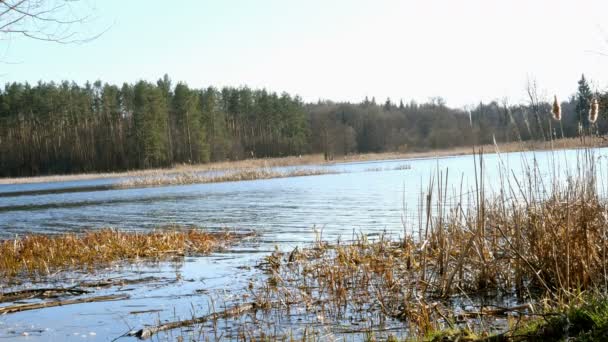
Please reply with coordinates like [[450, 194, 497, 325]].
[[1, 147, 607, 341]]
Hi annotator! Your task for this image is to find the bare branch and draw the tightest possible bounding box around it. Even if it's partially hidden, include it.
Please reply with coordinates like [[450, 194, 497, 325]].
[[0, 0, 100, 44]]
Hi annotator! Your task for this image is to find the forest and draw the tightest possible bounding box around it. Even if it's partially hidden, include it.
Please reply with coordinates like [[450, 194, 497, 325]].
[[0, 74, 606, 177]]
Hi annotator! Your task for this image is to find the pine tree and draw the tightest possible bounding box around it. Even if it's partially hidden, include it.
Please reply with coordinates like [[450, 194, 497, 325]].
[[200, 87, 229, 161], [576, 74, 593, 127], [363, 96, 370, 107], [173, 83, 209, 163], [384, 98, 392, 111], [132, 81, 169, 168]]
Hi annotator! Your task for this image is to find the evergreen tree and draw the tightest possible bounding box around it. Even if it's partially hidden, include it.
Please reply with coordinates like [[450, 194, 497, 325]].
[[200, 87, 230, 161], [0, 75, 601, 178], [363, 96, 370, 107], [132, 81, 169, 168], [172, 83, 209, 163], [576, 74, 593, 127], [384, 98, 392, 111]]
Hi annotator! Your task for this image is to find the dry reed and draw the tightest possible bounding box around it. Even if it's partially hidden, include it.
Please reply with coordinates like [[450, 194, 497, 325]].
[[240, 148, 608, 340], [552, 95, 561, 121], [116, 168, 337, 188], [590, 98, 599, 123], [0, 228, 248, 280]]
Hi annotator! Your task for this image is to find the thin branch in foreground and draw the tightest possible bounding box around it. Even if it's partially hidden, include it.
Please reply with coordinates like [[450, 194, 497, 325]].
[[127, 302, 257, 340], [0, 294, 129, 314]]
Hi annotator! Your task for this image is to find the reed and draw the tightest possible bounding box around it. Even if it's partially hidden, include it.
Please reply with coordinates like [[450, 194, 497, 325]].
[[118, 146, 608, 341], [590, 98, 599, 123], [552, 95, 561, 121], [115, 168, 337, 188], [0, 228, 248, 281], [236, 147, 608, 340]]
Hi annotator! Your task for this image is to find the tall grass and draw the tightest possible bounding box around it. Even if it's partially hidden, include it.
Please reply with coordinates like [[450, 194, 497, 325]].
[[0, 228, 248, 281], [241, 147, 608, 340]]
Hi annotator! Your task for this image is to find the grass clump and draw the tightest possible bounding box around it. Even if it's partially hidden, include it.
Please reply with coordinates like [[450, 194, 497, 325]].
[[0, 228, 248, 281], [425, 328, 480, 341], [503, 297, 608, 341]]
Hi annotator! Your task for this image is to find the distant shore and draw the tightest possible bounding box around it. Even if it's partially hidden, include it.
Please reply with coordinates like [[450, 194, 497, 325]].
[[1, 136, 605, 186]]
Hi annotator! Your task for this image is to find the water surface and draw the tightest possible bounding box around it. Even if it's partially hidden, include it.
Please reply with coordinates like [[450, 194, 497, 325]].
[[0, 147, 605, 341]]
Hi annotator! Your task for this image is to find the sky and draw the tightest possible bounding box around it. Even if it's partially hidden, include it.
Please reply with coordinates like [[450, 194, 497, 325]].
[[2, 0, 608, 108]]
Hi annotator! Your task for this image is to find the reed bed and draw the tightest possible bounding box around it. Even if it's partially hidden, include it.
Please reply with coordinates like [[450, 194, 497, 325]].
[[231, 148, 608, 340], [115, 168, 337, 188], [0, 228, 248, 281], [118, 147, 608, 341]]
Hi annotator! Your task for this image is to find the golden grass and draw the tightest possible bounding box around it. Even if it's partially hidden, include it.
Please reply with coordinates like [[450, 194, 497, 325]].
[[242, 148, 608, 339], [0, 155, 325, 185], [2, 137, 604, 185], [0, 228, 248, 281], [115, 168, 337, 188], [250, 192, 608, 337]]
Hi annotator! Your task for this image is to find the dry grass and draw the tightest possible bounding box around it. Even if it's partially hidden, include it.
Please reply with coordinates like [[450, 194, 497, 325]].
[[239, 147, 608, 340], [115, 168, 337, 188], [2, 136, 604, 185], [0, 228, 249, 281], [118, 145, 608, 340], [365, 164, 412, 172], [0, 155, 326, 185]]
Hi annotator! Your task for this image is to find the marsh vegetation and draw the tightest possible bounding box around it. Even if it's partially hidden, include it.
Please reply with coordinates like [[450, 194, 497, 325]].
[[2, 144, 608, 341], [0, 228, 249, 281]]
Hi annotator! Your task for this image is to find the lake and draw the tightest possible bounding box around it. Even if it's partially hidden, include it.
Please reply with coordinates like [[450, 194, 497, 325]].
[[0, 147, 606, 341]]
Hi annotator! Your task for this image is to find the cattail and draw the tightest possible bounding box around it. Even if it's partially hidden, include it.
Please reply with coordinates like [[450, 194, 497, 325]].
[[552, 95, 561, 121], [589, 98, 599, 123]]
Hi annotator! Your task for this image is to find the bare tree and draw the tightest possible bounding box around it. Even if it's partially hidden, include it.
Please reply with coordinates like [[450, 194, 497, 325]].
[[0, 0, 99, 43], [525, 77, 547, 141]]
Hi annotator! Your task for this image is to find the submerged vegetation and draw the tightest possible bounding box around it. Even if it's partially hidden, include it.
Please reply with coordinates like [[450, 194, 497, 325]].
[[0, 228, 249, 281]]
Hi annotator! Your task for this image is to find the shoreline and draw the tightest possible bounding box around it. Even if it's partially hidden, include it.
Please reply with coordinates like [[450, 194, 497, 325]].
[[1, 136, 604, 186]]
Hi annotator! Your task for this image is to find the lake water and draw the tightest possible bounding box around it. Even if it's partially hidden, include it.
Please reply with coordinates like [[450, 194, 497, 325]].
[[0, 147, 606, 341]]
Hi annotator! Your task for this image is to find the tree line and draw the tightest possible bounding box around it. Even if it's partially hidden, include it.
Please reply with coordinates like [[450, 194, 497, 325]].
[[0, 74, 604, 177]]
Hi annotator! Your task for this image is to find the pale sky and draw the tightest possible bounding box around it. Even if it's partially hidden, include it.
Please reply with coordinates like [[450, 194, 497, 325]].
[[2, 0, 608, 108]]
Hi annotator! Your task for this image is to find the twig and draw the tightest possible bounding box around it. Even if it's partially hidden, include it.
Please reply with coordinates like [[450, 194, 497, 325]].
[[457, 303, 533, 318], [0, 286, 89, 303], [0, 294, 129, 314], [128, 302, 257, 339]]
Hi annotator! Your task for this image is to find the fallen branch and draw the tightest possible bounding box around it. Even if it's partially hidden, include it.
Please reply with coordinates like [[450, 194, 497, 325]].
[[128, 302, 256, 339], [0, 294, 129, 314], [76, 276, 166, 289], [457, 303, 533, 319], [0, 277, 163, 304], [0, 287, 89, 303]]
